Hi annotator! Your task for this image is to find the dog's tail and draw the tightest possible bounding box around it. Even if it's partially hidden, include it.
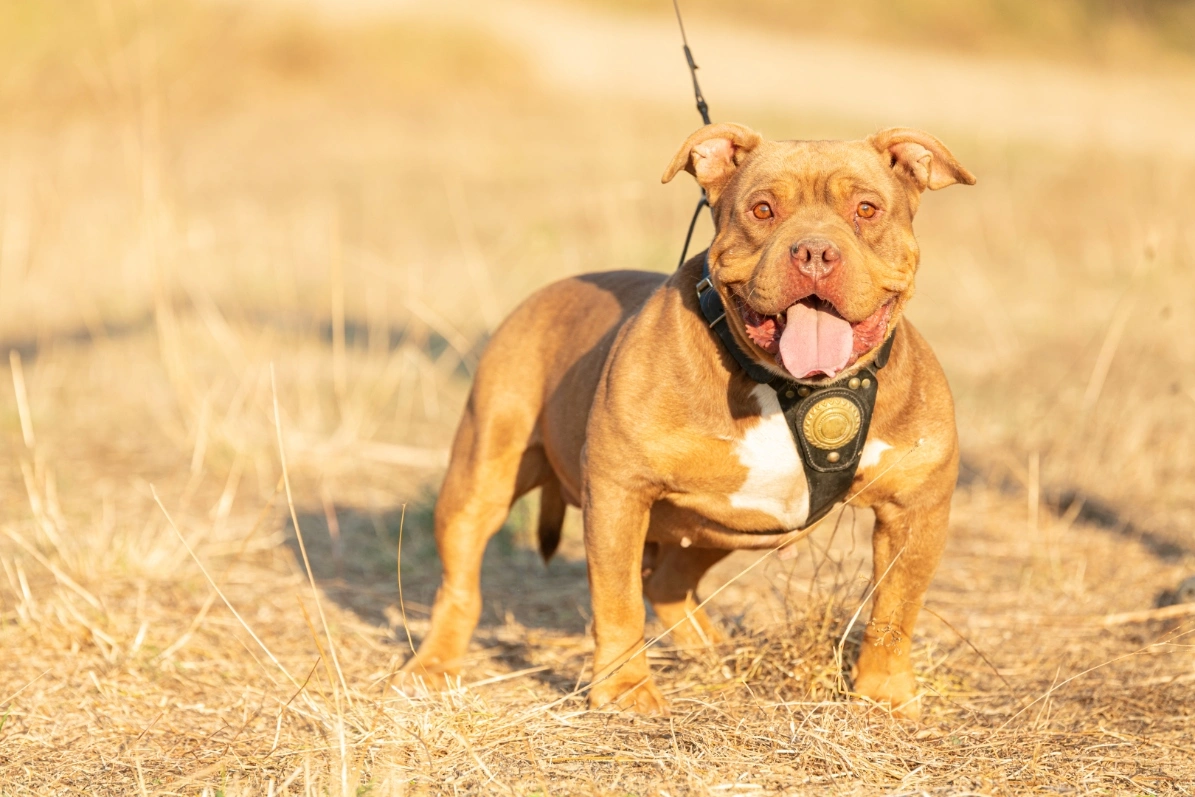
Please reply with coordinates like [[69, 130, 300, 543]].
[[537, 477, 566, 564]]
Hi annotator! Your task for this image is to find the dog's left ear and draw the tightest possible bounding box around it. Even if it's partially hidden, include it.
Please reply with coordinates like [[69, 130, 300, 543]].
[[869, 128, 976, 193], [662, 123, 763, 205]]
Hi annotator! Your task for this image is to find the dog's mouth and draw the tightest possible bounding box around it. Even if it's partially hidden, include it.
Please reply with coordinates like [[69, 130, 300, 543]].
[[737, 295, 893, 380]]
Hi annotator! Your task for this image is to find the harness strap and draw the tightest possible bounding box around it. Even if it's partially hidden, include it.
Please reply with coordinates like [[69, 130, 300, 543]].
[[695, 252, 895, 528]]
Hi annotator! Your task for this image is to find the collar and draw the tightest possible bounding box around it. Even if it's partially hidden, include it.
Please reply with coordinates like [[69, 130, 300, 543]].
[[694, 251, 896, 528]]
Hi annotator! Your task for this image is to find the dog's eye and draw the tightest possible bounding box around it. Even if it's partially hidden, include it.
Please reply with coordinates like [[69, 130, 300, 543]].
[[752, 202, 773, 220], [857, 202, 877, 219]]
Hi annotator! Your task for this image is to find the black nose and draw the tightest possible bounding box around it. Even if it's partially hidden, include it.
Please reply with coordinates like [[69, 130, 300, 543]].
[[790, 238, 841, 278]]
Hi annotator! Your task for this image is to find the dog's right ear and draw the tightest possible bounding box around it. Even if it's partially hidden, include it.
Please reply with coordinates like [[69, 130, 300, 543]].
[[662, 123, 763, 205], [869, 128, 976, 193]]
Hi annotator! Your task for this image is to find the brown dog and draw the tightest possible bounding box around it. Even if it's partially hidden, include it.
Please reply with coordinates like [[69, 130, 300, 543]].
[[399, 123, 974, 718]]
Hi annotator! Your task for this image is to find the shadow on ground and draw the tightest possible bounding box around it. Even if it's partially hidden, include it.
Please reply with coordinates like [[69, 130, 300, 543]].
[[286, 490, 591, 637], [296, 457, 1195, 641], [959, 455, 1195, 608]]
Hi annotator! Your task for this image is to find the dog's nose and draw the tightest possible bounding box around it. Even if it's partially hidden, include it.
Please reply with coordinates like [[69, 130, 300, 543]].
[[790, 238, 841, 278]]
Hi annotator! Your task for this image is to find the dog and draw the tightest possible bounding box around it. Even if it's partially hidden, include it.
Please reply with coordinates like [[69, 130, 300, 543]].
[[398, 123, 975, 719]]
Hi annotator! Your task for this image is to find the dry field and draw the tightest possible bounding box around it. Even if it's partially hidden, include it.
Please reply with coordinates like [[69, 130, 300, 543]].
[[2, 0, 1195, 793]]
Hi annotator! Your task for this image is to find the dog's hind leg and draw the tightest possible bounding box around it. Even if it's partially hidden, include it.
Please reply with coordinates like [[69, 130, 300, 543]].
[[397, 398, 551, 692], [643, 544, 730, 648]]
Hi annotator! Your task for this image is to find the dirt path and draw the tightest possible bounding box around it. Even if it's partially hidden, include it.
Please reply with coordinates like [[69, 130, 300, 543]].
[[282, 0, 1195, 156]]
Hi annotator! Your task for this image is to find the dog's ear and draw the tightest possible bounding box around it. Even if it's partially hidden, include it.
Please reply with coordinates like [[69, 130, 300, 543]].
[[662, 123, 763, 204], [869, 128, 976, 193]]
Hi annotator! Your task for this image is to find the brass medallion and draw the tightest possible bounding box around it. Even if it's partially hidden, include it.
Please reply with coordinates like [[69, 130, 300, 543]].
[[802, 397, 862, 450]]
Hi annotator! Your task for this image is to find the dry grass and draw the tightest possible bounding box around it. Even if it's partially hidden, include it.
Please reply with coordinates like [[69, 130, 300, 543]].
[[1, 0, 1195, 794]]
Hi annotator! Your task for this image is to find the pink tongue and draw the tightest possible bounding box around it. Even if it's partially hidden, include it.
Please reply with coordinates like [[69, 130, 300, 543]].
[[779, 302, 854, 379]]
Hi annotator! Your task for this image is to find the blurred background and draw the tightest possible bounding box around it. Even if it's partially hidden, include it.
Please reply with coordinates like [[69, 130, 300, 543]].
[[4, 0, 1195, 518], [2, 0, 1195, 791]]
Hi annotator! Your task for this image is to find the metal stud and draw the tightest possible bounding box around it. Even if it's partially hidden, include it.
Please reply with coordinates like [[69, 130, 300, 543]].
[[862, 378, 872, 389], [784, 389, 795, 399], [848, 377, 861, 390], [827, 451, 841, 463], [798, 387, 811, 397]]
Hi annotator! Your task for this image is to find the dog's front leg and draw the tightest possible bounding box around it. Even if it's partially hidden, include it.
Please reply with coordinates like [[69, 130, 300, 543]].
[[852, 472, 953, 720], [583, 477, 668, 715]]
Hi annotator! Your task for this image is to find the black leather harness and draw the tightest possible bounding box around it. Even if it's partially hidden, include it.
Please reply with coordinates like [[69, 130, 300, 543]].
[[695, 253, 895, 528]]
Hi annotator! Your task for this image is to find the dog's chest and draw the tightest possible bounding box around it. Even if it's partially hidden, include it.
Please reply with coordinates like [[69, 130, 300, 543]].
[[724, 386, 811, 530]]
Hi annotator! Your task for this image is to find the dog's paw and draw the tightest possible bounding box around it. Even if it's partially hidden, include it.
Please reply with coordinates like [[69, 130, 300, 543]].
[[852, 670, 921, 720], [394, 661, 458, 697], [589, 676, 670, 716]]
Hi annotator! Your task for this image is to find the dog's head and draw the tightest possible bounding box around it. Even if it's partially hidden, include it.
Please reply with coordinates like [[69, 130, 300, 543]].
[[663, 123, 974, 383]]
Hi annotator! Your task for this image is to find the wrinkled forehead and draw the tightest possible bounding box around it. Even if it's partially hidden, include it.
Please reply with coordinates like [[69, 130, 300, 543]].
[[733, 139, 896, 202]]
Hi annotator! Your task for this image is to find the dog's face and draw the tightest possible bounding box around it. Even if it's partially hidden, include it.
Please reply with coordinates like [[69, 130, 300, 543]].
[[664, 124, 974, 382]]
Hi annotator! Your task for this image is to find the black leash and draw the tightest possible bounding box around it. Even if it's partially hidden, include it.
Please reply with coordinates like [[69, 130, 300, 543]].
[[671, 0, 710, 126], [671, 0, 712, 269]]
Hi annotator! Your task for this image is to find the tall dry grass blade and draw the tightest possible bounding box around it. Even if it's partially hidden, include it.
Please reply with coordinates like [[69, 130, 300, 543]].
[[182, 278, 248, 371], [1027, 451, 1040, 538], [1080, 297, 1134, 413], [329, 211, 348, 405], [150, 486, 300, 688], [1099, 602, 1195, 626], [18, 459, 65, 553], [395, 504, 418, 657], [998, 626, 1195, 731], [58, 591, 118, 655], [269, 365, 353, 706], [132, 755, 149, 797], [270, 656, 321, 753], [918, 604, 1015, 691], [180, 391, 212, 507], [1, 527, 101, 611], [319, 483, 342, 572], [357, 255, 478, 365], [444, 177, 501, 331], [403, 296, 476, 367], [217, 476, 284, 578], [155, 590, 218, 662], [469, 665, 551, 688], [0, 668, 50, 710], [296, 598, 338, 702], [273, 669, 355, 792], [13, 561, 36, 620], [209, 453, 245, 538], [8, 350, 35, 449], [348, 440, 449, 469], [834, 548, 904, 696]]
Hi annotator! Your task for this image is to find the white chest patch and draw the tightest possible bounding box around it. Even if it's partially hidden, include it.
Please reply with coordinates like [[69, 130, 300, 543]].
[[859, 438, 892, 471], [727, 385, 811, 529]]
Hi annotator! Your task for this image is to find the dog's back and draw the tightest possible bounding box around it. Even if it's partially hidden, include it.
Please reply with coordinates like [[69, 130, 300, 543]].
[[431, 270, 666, 565]]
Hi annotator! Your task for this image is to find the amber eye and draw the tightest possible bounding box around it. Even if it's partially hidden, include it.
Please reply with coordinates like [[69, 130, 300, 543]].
[[752, 202, 773, 220], [857, 202, 877, 219]]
